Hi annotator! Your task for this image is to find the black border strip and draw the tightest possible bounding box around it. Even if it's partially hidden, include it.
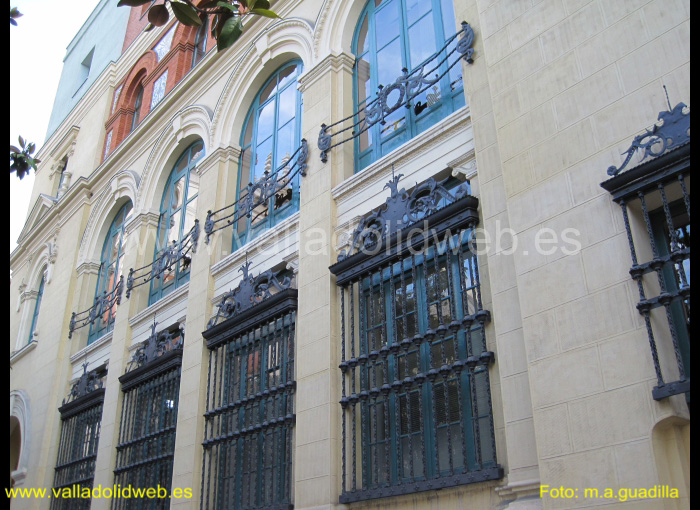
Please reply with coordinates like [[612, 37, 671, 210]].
[[330, 195, 480, 286], [203, 288, 298, 349]]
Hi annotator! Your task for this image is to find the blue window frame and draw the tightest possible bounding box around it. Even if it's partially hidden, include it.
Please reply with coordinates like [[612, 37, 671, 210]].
[[89, 201, 132, 344], [234, 61, 303, 250], [27, 274, 45, 344], [352, 0, 464, 171], [150, 140, 205, 304]]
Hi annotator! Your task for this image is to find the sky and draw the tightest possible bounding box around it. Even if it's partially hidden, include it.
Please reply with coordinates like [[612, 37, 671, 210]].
[[10, 0, 101, 254]]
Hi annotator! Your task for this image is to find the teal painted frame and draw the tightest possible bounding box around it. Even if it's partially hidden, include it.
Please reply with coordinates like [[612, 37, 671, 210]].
[[88, 201, 132, 344], [233, 60, 303, 251], [149, 140, 205, 305], [27, 275, 45, 344], [351, 0, 465, 172]]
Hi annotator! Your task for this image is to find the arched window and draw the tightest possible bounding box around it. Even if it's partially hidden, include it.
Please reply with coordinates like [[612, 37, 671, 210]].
[[89, 201, 132, 343], [192, 17, 208, 67], [234, 61, 303, 249], [131, 84, 144, 132], [353, 0, 464, 170], [27, 274, 44, 344], [150, 140, 204, 304]]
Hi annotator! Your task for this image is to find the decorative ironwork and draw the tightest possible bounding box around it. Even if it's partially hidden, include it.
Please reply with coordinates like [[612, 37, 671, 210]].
[[607, 102, 690, 176], [68, 275, 123, 339], [331, 175, 501, 502], [126, 220, 200, 299], [204, 139, 308, 244], [53, 363, 105, 509], [206, 262, 293, 329], [338, 173, 471, 261], [318, 22, 474, 163], [601, 107, 690, 401], [63, 362, 105, 406], [115, 319, 183, 509], [201, 277, 297, 510], [126, 318, 185, 372]]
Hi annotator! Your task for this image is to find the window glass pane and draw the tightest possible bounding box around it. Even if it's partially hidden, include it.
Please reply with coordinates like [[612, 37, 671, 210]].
[[277, 85, 296, 128], [406, 0, 431, 26], [375, 0, 400, 50], [172, 175, 186, 211], [153, 24, 176, 62], [257, 99, 276, 143], [408, 13, 437, 66], [377, 38, 403, 88], [275, 120, 295, 170], [254, 135, 273, 179], [150, 71, 168, 109], [187, 168, 200, 201], [277, 63, 297, 90]]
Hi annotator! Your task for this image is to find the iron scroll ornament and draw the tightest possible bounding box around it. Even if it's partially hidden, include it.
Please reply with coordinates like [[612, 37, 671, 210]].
[[68, 275, 123, 338], [63, 362, 104, 405], [607, 102, 690, 176], [206, 262, 293, 329], [338, 174, 471, 262], [125, 220, 200, 299], [125, 319, 184, 372], [318, 21, 475, 163], [204, 139, 308, 244]]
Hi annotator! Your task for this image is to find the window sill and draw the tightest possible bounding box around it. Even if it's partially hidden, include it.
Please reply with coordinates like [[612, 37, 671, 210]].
[[339, 466, 504, 504], [69, 330, 113, 365], [10, 340, 37, 365]]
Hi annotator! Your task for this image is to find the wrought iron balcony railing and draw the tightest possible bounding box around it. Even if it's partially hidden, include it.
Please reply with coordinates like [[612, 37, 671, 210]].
[[317, 22, 474, 163], [203, 139, 308, 244], [68, 276, 123, 339], [125, 220, 200, 299]]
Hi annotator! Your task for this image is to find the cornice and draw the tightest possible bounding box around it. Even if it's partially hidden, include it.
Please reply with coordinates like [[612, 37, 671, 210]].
[[69, 330, 113, 366], [76, 261, 101, 277], [331, 106, 472, 204], [128, 282, 190, 331], [197, 145, 242, 177], [210, 212, 300, 279], [124, 211, 160, 236], [10, 340, 37, 366]]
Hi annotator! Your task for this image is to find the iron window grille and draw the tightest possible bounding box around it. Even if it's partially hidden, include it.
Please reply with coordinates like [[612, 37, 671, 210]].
[[202, 264, 296, 510], [601, 102, 690, 401], [330, 174, 502, 503], [113, 321, 184, 509], [52, 364, 106, 510]]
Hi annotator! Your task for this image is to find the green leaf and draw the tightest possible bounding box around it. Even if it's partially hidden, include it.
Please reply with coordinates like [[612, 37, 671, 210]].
[[252, 0, 270, 9], [171, 1, 203, 26], [117, 0, 152, 7], [217, 16, 242, 51], [198, 0, 220, 9], [18, 136, 25, 149], [27, 143, 35, 154], [216, 1, 239, 13], [10, 18, 17, 26], [144, 22, 155, 32], [9, 145, 20, 153], [250, 8, 279, 18], [147, 4, 170, 26]]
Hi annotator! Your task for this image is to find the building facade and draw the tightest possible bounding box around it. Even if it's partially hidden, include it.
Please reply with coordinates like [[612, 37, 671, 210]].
[[10, 1, 690, 509]]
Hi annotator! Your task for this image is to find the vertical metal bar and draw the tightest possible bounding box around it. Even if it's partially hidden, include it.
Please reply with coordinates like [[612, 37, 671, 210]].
[[410, 253, 427, 479], [340, 286, 347, 494], [399, 258, 414, 481], [389, 259, 402, 485], [378, 264, 391, 486], [349, 279, 358, 492], [358, 273, 368, 489], [368, 269, 379, 488], [286, 312, 296, 504], [639, 192, 685, 379], [678, 173, 690, 221], [422, 249, 441, 477]]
